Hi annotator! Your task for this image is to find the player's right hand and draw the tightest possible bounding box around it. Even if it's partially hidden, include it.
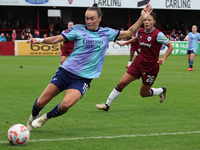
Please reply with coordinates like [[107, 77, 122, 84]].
[[26, 38, 41, 44]]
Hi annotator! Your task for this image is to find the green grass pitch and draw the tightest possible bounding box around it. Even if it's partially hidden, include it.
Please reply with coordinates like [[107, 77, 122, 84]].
[[0, 55, 200, 150]]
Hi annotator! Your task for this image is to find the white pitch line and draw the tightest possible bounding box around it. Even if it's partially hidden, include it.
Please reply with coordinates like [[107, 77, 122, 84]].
[[1, 130, 200, 144]]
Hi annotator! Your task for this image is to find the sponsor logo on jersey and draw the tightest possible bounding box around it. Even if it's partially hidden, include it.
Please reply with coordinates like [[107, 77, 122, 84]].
[[25, 0, 48, 4], [139, 42, 151, 48]]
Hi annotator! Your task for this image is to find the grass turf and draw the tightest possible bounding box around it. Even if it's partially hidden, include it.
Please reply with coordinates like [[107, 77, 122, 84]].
[[0, 55, 200, 150]]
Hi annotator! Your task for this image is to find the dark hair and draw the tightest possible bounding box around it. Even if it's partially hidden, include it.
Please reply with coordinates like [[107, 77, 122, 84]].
[[87, 3, 102, 18], [150, 12, 156, 21]]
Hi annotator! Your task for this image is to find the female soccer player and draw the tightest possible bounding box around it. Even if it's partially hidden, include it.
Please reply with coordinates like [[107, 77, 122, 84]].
[[60, 21, 74, 66], [115, 34, 141, 68], [96, 12, 174, 111], [26, 3, 152, 131], [184, 25, 200, 71]]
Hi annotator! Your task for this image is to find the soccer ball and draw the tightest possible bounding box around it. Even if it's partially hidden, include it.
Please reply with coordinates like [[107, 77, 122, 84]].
[[7, 124, 30, 145]]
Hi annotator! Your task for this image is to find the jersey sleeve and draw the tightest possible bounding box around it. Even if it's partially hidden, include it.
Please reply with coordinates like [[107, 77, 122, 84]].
[[108, 28, 120, 42], [157, 32, 170, 45], [136, 30, 139, 39], [61, 26, 76, 41]]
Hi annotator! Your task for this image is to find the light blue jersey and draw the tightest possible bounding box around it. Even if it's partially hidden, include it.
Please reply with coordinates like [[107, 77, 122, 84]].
[[61, 24, 120, 79], [187, 32, 200, 51]]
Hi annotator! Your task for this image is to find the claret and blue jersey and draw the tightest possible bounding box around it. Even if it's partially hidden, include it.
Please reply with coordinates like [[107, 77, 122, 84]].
[[61, 24, 119, 79]]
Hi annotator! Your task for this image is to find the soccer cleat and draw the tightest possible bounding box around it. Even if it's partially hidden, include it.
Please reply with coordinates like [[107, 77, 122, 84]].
[[32, 113, 48, 129], [27, 112, 41, 131], [96, 104, 110, 111], [188, 68, 194, 71], [159, 87, 167, 103], [126, 65, 130, 68]]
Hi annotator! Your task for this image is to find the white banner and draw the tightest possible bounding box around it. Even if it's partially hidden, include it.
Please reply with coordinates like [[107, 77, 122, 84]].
[[106, 41, 167, 55], [0, 0, 52, 6], [0, 0, 199, 10], [106, 41, 130, 55]]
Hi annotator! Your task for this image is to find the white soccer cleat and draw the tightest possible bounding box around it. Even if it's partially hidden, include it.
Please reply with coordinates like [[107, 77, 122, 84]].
[[32, 113, 48, 129], [159, 87, 167, 103], [96, 104, 109, 111], [27, 112, 41, 131]]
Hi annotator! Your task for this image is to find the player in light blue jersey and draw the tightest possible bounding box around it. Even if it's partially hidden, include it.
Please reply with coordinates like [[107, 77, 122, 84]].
[[26, 3, 152, 131], [185, 25, 200, 71]]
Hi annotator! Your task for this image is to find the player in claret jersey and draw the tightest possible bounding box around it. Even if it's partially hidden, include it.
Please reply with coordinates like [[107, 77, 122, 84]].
[[96, 12, 174, 111], [60, 21, 74, 66]]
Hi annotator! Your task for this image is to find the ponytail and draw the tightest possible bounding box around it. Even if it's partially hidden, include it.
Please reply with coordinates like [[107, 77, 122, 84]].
[[87, 3, 102, 18]]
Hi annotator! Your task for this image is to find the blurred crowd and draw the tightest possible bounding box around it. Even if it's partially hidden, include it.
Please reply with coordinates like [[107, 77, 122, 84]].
[[0, 17, 195, 42]]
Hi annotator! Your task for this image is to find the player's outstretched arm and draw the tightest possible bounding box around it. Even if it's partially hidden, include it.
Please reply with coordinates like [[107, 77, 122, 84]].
[[157, 42, 174, 65], [117, 4, 152, 40], [27, 35, 65, 44], [115, 37, 138, 46]]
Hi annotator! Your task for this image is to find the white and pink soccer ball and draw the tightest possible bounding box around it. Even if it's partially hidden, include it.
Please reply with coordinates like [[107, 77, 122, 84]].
[[7, 124, 30, 145]]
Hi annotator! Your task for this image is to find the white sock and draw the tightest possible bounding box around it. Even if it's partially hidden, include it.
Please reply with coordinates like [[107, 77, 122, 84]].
[[151, 88, 163, 96], [106, 88, 121, 107], [128, 61, 132, 66]]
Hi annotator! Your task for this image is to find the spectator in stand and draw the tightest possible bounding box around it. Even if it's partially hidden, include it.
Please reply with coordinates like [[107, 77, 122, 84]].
[[20, 28, 26, 37], [43, 33, 47, 38], [11, 29, 17, 41], [177, 30, 185, 41], [48, 28, 54, 37], [33, 30, 41, 38], [25, 27, 31, 39], [20, 34, 26, 40], [5, 33, 11, 41], [56, 30, 60, 35], [0, 33, 7, 42], [175, 36, 180, 41], [169, 29, 177, 41]]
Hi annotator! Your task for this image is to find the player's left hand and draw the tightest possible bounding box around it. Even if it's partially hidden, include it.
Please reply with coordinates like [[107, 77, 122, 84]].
[[157, 58, 165, 65]]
